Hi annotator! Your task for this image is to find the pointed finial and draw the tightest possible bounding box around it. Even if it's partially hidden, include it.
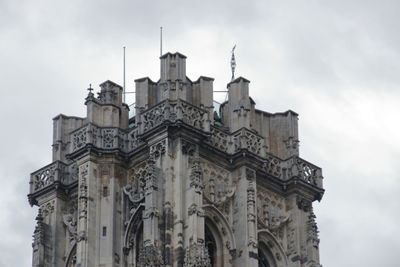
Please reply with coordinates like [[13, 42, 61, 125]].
[[231, 45, 237, 81], [86, 83, 95, 102]]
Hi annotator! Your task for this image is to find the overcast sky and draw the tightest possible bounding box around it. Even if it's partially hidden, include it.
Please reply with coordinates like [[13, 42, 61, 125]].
[[1, 0, 399, 266]]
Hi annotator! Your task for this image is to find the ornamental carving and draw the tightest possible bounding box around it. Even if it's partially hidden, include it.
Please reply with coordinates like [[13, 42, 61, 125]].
[[142, 101, 166, 132], [290, 158, 322, 187], [68, 163, 78, 184], [182, 139, 196, 156], [150, 139, 166, 159], [31, 162, 60, 191], [102, 128, 116, 148], [183, 243, 211, 267], [143, 207, 160, 219], [206, 127, 230, 153], [263, 154, 282, 178], [233, 128, 264, 156], [144, 157, 158, 193], [124, 161, 147, 212], [188, 203, 205, 217], [137, 245, 164, 267], [128, 127, 142, 150], [77, 163, 89, 243], [307, 208, 320, 248], [180, 101, 206, 130], [296, 196, 312, 212], [41, 200, 55, 217], [32, 209, 45, 247], [63, 199, 78, 244], [284, 136, 299, 152], [189, 158, 203, 192], [72, 127, 87, 151], [201, 161, 235, 218], [257, 187, 289, 242], [286, 216, 297, 257]]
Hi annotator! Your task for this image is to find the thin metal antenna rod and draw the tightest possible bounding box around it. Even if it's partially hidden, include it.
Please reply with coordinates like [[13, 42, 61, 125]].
[[123, 46, 126, 103], [160, 26, 163, 56]]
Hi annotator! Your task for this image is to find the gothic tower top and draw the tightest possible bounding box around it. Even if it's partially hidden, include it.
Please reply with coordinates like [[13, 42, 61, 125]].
[[29, 51, 324, 267]]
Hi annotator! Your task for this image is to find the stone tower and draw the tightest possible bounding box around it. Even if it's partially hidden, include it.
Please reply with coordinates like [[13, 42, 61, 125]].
[[28, 52, 324, 267]]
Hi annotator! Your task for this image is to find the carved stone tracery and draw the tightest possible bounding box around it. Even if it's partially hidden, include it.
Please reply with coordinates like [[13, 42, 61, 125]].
[[124, 161, 148, 214], [257, 187, 289, 243], [201, 161, 235, 218]]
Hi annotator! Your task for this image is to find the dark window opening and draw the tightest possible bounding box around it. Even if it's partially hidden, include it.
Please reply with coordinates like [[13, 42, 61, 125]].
[[135, 223, 144, 264], [103, 186, 108, 197], [102, 226, 107, 236], [205, 225, 216, 267], [258, 247, 270, 267]]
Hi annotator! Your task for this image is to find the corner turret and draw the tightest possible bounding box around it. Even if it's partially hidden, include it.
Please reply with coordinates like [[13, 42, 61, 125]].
[[85, 80, 129, 129]]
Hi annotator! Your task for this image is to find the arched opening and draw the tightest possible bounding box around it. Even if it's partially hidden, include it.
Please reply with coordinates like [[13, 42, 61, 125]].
[[203, 205, 235, 267], [123, 204, 144, 267], [135, 223, 144, 265], [258, 242, 271, 267], [205, 218, 224, 267], [65, 242, 77, 267], [205, 224, 216, 267], [257, 230, 289, 267]]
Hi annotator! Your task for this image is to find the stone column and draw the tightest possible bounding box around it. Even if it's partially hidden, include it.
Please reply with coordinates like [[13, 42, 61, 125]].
[[136, 139, 166, 267], [75, 159, 98, 267], [232, 167, 258, 267]]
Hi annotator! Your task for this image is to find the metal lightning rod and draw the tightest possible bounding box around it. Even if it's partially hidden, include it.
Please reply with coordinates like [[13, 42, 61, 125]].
[[123, 46, 126, 103], [160, 27, 163, 56]]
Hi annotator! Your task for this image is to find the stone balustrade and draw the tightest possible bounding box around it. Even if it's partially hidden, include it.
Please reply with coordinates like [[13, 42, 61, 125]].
[[30, 99, 323, 196], [207, 126, 323, 187], [138, 99, 208, 133], [30, 161, 64, 193], [29, 161, 79, 195]]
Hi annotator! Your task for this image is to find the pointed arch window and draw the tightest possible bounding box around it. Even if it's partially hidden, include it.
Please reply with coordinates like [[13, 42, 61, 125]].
[[205, 224, 216, 267], [135, 223, 144, 264], [258, 246, 271, 267]]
